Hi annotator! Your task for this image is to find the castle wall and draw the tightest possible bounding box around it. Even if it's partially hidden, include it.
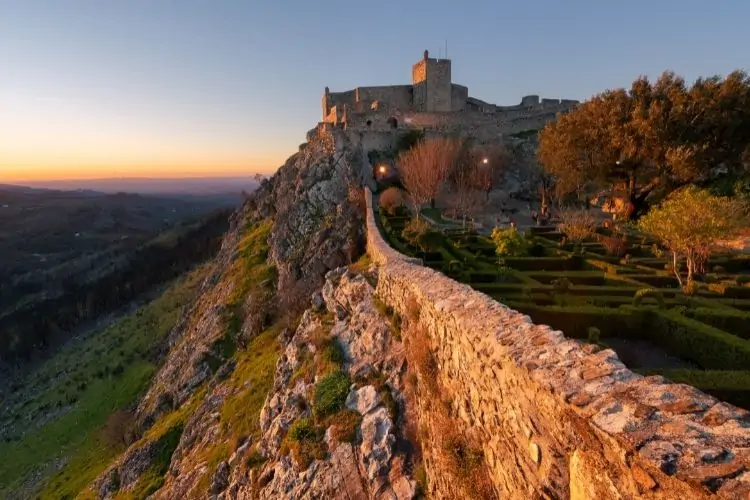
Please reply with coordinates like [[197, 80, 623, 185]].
[[325, 89, 356, 119], [355, 85, 413, 111], [450, 84, 468, 111], [364, 187, 750, 499]]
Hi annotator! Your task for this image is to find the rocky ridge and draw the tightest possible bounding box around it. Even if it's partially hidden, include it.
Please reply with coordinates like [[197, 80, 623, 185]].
[[222, 267, 418, 499], [86, 127, 386, 498]]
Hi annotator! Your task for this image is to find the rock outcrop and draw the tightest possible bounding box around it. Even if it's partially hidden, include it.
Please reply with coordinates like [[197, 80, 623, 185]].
[[225, 267, 417, 499], [138, 267, 420, 499], [87, 127, 382, 498]]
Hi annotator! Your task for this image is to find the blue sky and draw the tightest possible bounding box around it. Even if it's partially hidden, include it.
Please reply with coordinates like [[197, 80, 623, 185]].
[[0, 0, 747, 180]]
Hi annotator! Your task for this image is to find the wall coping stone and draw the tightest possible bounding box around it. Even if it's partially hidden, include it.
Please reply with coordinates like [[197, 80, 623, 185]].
[[364, 188, 750, 498]]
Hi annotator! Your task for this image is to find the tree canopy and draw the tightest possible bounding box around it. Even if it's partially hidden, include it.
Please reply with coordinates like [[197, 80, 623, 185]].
[[538, 70, 750, 218]]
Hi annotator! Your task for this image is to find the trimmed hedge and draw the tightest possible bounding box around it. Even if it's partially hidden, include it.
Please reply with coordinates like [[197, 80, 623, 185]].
[[649, 310, 750, 370], [628, 274, 682, 288], [506, 304, 646, 339], [636, 368, 750, 410], [501, 304, 750, 371], [684, 308, 750, 339], [527, 271, 606, 287], [503, 256, 585, 272]]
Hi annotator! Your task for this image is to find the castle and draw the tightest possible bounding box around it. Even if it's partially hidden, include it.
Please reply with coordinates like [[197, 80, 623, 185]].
[[320, 50, 580, 142]]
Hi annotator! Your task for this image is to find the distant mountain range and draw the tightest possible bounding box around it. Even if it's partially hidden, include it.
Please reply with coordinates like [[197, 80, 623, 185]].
[[7, 176, 265, 196]]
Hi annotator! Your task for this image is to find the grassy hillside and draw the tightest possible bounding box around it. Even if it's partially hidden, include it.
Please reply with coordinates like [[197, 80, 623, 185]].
[[0, 264, 211, 499]]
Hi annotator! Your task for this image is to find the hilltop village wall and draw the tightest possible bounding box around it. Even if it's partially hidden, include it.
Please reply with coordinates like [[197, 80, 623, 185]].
[[320, 50, 579, 144], [364, 189, 750, 499]]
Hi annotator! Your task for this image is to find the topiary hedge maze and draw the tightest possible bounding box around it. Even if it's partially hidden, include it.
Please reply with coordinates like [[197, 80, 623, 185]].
[[377, 206, 750, 409]]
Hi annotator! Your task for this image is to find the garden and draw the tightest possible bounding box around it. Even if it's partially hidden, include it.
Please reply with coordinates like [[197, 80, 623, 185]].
[[376, 200, 750, 410]]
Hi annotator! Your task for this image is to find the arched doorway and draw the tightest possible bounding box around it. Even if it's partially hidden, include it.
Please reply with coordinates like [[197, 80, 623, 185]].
[[387, 117, 398, 129]]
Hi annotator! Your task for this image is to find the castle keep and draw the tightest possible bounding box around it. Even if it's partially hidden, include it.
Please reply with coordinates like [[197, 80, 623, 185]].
[[320, 50, 580, 141]]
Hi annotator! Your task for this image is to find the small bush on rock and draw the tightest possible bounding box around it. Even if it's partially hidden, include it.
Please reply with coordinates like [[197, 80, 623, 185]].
[[288, 418, 323, 442], [313, 371, 351, 419], [326, 409, 361, 443], [284, 418, 326, 469]]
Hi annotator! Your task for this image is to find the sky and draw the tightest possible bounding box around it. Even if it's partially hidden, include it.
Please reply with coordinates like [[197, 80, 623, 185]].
[[0, 0, 748, 182]]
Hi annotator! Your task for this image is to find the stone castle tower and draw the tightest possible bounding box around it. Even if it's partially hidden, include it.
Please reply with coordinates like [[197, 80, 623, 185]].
[[411, 50, 452, 112]]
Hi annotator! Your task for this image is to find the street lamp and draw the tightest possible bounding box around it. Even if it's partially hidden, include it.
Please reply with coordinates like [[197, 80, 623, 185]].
[[378, 165, 387, 174]]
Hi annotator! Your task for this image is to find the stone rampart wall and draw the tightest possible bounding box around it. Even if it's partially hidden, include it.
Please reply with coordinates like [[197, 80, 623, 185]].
[[355, 85, 413, 111], [364, 187, 750, 499]]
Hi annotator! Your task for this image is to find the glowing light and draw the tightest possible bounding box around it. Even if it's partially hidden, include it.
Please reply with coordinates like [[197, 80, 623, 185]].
[[379, 165, 387, 174], [482, 158, 489, 164]]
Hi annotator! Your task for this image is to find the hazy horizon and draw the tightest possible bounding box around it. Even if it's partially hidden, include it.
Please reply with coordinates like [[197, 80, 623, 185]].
[[2, 172, 269, 184], [2, 0, 748, 182]]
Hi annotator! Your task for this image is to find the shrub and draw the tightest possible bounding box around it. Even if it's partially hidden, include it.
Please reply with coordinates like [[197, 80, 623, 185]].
[[491, 227, 529, 257], [402, 218, 443, 253], [708, 283, 729, 295], [288, 418, 323, 442], [713, 265, 726, 274], [326, 409, 362, 443], [598, 235, 628, 257], [313, 371, 351, 419], [379, 187, 406, 215], [284, 418, 326, 469], [587, 327, 601, 344], [736, 275, 750, 286], [557, 209, 597, 245]]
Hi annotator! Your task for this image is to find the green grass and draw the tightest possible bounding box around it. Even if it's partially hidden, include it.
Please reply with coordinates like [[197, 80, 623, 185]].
[[313, 371, 351, 419], [226, 219, 275, 305], [0, 265, 211, 500], [193, 324, 281, 491]]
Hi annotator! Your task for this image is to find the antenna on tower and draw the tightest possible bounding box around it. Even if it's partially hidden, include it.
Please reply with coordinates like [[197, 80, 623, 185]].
[[445, 39, 448, 59]]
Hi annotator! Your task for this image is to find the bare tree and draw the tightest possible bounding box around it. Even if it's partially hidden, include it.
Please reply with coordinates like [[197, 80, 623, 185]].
[[397, 136, 464, 214], [445, 148, 492, 226], [471, 144, 509, 199]]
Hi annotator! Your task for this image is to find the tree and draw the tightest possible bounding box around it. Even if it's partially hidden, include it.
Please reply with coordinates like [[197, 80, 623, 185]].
[[397, 136, 464, 213], [539, 70, 750, 219], [442, 143, 508, 225], [638, 187, 748, 289]]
